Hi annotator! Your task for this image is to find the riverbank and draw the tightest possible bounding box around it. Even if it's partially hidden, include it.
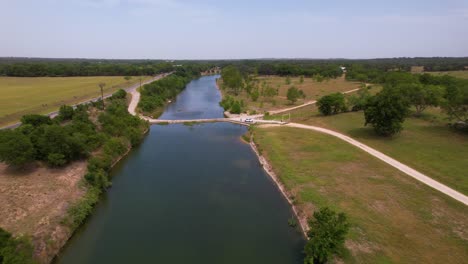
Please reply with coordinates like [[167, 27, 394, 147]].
[[253, 126, 468, 263], [248, 137, 309, 237]]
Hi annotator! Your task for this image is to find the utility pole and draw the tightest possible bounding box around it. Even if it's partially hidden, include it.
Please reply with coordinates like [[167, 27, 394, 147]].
[[98, 82, 106, 108]]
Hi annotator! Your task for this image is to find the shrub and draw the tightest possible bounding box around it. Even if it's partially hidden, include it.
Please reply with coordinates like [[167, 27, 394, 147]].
[[304, 207, 350, 264], [0, 130, 35, 167], [110, 89, 127, 100], [317, 93, 347, 115], [58, 105, 74, 121], [47, 153, 67, 167], [20, 115, 52, 127]]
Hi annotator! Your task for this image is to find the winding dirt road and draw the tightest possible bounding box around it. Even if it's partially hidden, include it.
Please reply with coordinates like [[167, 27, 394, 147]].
[[283, 123, 468, 206]]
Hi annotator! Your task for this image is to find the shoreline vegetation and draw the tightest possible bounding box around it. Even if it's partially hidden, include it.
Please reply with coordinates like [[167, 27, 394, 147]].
[[0, 73, 174, 262]]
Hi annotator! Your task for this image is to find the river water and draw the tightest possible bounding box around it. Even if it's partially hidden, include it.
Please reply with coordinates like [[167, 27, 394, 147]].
[[55, 75, 304, 264]]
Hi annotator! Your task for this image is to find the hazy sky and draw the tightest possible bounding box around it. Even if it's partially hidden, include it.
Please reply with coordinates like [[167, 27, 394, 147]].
[[1, 0, 467, 59]]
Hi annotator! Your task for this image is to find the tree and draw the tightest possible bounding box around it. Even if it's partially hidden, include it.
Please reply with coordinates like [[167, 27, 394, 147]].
[[285, 76, 291, 85], [263, 85, 278, 101], [98, 82, 106, 107], [124, 76, 132, 82], [348, 87, 372, 111], [317, 93, 347, 115], [405, 84, 444, 116], [251, 87, 260, 102], [230, 101, 242, 114], [58, 105, 74, 121], [287, 86, 304, 104], [300, 76, 304, 84], [221, 66, 243, 95], [20, 115, 52, 127], [442, 82, 468, 126], [304, 207, 350, 264], [364, 89, 410, 136], [0, 130, 35, 167]]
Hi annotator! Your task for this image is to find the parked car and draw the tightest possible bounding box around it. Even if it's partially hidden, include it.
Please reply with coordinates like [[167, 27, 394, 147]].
[[245, 118, 254, 123]]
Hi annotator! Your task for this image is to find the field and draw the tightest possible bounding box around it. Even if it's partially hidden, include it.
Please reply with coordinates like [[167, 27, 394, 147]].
[[266, 104, 468, 195], [427, 71, 468, 79], [0, 161, 86, 261], [254, 126, 468, 263], [0, 76, 151, 126], [219, 75, 363, 114]]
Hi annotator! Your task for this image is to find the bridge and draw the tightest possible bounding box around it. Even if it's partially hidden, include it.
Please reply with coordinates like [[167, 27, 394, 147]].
[[144, 117, 286, 126]]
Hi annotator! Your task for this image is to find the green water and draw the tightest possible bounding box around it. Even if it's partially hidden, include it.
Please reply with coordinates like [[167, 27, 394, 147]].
[[55, 76, 305, 263]]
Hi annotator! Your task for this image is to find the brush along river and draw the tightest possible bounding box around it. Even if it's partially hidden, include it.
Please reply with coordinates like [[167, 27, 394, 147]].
[[55, 75, 305, 263]]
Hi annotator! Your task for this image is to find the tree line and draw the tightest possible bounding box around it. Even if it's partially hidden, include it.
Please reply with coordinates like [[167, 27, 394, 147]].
[[318, 72, 468, 136], [0, 61, 175, 77], [138, 66, 202, 116]]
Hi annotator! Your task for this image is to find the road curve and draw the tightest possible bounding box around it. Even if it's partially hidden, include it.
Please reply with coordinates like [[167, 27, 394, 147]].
[[281, 123, 468, 206]]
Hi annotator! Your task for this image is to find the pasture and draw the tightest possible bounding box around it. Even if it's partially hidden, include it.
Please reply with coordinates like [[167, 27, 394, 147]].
[[0, 76, 150, 126]]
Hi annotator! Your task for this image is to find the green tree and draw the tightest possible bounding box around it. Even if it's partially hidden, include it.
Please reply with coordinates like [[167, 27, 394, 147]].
[[348, 87, 372, 111], [364, 89, 410, 136], [317, 93, 347, 115], [300, 75, 304, 84], [230, 101, 242, 114], [124, 76, 132, 82], [304, 207, 350, 264], [221, 66, 243, 95], [406, 84, 444, 116], [58, 105, 74, 121], [442, 83, 468, 126], [20, 115, 52, 127], [0, 130, 35, 167], [285, 76, 291, 85], [287, 86, 303, 104], [251, 87, 260, 102]]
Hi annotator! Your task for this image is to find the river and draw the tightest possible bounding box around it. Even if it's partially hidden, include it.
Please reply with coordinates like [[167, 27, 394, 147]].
[[55, 75, 305, 264]]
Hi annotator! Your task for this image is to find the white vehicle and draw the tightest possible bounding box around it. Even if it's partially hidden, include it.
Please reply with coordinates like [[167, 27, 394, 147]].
[[244, 118, 254, 123]]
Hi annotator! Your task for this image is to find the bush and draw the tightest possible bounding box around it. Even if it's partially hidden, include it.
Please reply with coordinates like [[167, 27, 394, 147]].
[[0, 130, 35, 167], [110, 89, 127, 100], [58, 105, 74, 121], [20, 115, 52, 127], [0, 228, 35, 264], [47, 153, 67, 167], [304, 207, 350, 264], [317, 93, 347, 115]]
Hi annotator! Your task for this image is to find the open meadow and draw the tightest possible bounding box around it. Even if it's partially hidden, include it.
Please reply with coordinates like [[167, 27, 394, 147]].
[[254, 126, 468, 263], [219, 75, 363, 114], [427, 71, 468, 79], [266, 104, 468, 195], [0, 76, 151, 127]]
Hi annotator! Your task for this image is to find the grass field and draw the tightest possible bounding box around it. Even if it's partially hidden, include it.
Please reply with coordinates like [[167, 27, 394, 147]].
[[0, 76, 151, 126], [219, 75, 363, 114], [266, 104, 468, 195], [427, 71, 468, 79], [254, 126, 468, 263]]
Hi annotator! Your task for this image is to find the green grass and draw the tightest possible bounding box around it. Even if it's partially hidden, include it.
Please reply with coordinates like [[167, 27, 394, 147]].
[[254, 126, 468, 263], [267, 105, 468, 195], [0, 76, 151, 126], [427, 71, 468, 79]]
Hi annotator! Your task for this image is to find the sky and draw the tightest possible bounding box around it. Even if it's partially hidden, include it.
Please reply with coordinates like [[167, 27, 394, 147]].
[[0, 0, 467, 59]]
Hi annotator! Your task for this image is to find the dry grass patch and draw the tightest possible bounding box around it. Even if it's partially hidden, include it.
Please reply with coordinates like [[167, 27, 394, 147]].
[[219, 75, 362, 113], [254, 126, 468, 263], [0, 161, 87, 262]]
